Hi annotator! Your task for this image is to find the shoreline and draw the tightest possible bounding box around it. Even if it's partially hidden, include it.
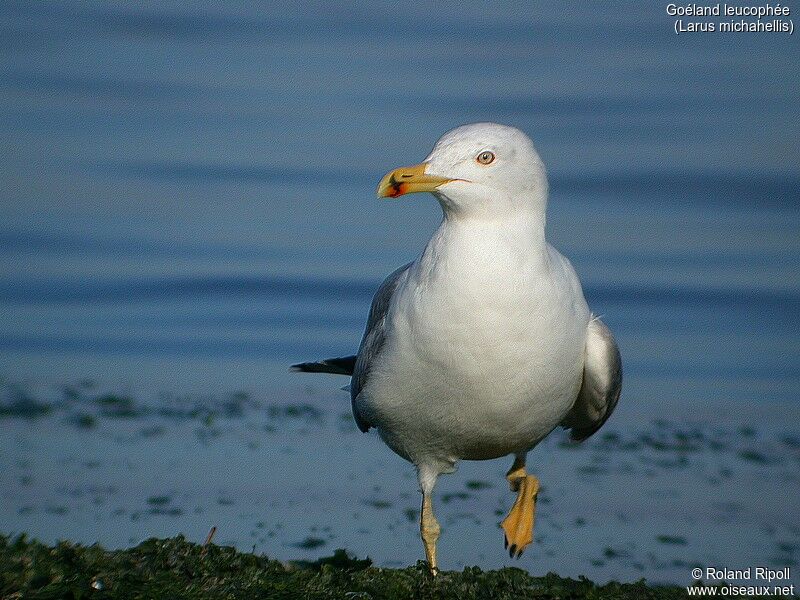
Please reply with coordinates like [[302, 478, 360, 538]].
[[2, 380, 799, 587]]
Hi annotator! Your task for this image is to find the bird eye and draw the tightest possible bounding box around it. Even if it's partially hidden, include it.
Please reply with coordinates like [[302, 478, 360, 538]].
[[476, 151, 495, 165]]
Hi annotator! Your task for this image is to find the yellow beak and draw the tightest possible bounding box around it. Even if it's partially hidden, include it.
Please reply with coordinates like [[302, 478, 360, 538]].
[[376, 163, 453, 198]]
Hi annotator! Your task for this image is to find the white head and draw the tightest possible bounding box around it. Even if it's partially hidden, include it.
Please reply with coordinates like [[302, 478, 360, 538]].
[[377, 123, 548, 222]]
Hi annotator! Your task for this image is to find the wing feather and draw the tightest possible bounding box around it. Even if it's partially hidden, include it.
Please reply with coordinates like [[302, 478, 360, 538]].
[[350, 263, 411, 432], [561, 317, 622, 442]]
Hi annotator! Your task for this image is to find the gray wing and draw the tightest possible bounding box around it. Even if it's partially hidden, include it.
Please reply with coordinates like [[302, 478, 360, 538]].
[[561, 317, 622, 442], [350, 262, 411, 432]]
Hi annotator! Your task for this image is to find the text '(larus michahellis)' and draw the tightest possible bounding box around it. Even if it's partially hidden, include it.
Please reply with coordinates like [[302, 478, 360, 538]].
[[293, 122, 622, 575]]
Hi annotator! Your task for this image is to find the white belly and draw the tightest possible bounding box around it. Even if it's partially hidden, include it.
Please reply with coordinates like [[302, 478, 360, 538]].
[[359, 248, 590, 468]]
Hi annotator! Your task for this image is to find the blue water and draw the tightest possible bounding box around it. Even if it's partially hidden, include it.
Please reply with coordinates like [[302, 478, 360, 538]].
[[1, 0, 799, 582]]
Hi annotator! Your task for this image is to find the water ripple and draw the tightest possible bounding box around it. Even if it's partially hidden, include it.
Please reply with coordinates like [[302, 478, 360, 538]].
[[1, 275, 798, 316]]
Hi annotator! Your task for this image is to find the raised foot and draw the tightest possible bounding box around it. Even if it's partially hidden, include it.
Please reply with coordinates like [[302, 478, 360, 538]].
[[500, 474, 539, 558]]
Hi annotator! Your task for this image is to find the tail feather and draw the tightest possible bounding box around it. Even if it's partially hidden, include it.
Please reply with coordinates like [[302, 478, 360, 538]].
[[290, 356, 356, 376]]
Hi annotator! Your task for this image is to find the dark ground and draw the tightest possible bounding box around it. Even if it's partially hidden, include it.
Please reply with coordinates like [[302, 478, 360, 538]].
[[1, 535, 793, 599]]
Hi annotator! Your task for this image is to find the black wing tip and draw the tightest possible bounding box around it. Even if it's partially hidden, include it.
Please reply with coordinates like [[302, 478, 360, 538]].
[[290, 356, 357, 376], [568, 428, 595, 443], [289, 361, 344, 374]]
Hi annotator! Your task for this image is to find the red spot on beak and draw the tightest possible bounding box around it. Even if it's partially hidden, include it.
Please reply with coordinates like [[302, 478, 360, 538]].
[[388, 183, 407, 198]]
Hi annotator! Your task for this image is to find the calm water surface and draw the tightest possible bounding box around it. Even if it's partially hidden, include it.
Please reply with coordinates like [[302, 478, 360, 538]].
[[1, 1, 799, 585]]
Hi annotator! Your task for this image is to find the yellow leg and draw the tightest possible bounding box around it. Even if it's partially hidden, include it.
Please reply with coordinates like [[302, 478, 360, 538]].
[[505, 455, 527, 492], [420, 492, 441, 575], [500, 456, 540, 558]]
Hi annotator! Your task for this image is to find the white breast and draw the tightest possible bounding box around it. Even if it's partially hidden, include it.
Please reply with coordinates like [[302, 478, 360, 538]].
[[360, 219, 590, 469]]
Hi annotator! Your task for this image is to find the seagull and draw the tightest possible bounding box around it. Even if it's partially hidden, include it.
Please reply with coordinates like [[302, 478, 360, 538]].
[[292, 122, 622, 574]]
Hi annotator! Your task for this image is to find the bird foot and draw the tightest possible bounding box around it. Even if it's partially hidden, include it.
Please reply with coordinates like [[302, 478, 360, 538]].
[[500, 474, 539, 558]]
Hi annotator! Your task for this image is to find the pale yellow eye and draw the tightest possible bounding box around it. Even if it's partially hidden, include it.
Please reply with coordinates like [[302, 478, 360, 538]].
[[476, 150, 495, 165]]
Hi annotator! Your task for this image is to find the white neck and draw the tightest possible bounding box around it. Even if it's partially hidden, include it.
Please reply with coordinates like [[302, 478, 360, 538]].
[[433, 182, 548, 227], [416, 206, 549, 286]]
